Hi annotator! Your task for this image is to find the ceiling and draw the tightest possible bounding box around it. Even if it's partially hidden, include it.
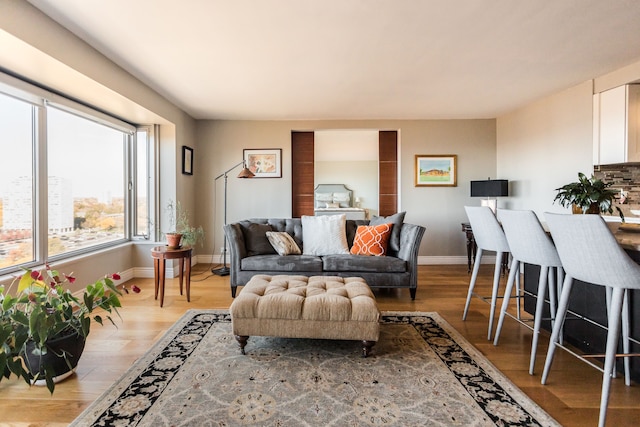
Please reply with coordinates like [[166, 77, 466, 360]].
[[27, 0, 640, 121]]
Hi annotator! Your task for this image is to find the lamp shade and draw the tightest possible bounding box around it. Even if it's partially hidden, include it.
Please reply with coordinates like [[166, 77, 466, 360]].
[[470, 179, 509, 197], [237, 166, 255, 178]]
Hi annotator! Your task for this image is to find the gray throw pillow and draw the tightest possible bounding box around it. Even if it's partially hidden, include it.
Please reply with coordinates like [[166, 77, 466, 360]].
[[240, 223, 275, 256], [370, 211, 406, 252]]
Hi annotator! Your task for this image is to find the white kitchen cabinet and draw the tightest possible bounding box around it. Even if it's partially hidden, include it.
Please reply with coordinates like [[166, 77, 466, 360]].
[[594, 84, 640, 165]]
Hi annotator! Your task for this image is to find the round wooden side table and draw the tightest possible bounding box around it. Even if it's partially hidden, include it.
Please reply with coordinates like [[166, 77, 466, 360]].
[[151, 246, 192, 307]]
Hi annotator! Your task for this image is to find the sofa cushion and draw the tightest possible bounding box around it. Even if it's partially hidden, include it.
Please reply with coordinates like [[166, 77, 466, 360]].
[[322, 254, 407, 273], [239, 223, 275, 256], [301, 214, 349, 256], [370, 211, 406, 253], [350, 223, 393, 256], [266, 231, 301, 256], [241, 254, 323, 272]]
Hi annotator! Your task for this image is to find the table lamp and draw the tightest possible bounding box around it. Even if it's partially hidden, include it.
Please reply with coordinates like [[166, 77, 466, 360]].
[[470, 179, 509, 213]]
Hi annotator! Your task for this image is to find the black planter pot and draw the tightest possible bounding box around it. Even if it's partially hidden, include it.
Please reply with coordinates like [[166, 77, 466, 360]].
[[23, 331, 86, 385]]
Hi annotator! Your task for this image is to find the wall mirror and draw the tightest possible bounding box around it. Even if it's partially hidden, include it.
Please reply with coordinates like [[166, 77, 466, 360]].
[[314, 130, 380, 217]]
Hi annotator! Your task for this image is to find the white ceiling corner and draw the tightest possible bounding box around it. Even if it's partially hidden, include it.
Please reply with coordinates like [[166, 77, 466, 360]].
[[25, 0, 640, 121]]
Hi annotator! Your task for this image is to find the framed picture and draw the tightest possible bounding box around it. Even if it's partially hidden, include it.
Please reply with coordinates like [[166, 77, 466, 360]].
[[243, 148, 282, 178], [415, 154, 457, 187], [182, 146, 193, 175]]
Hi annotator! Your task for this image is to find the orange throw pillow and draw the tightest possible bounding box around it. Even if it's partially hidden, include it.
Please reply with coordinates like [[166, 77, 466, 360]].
[[350, 223, 394, 256]]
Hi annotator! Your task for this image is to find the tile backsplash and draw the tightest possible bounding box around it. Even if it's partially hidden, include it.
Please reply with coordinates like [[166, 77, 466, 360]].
[[594, 163, 640, 221]]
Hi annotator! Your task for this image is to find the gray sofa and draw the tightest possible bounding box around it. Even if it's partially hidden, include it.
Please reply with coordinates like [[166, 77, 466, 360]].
[[223, 217, 425, 299]]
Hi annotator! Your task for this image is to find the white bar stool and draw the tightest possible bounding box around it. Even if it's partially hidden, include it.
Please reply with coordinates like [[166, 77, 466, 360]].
[[493, 209, 563, 375], [463, 206, 511, 340], [543, 213, 638, 427]]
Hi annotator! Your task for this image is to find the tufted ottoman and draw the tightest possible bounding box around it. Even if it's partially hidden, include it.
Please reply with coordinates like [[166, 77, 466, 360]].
[[229, 274, 380, 357]]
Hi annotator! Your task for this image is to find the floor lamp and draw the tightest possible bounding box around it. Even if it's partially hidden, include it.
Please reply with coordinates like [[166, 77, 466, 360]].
[[211, 161, 254, 276]]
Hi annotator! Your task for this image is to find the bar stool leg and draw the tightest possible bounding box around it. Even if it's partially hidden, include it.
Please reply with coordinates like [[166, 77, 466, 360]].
[[547, 267, 557, 330], [530, 266, 549, 375], [621, 289, 631, 386], [487, 251, 504, 340], [515, 260, 522, 321], [556, 268, 564, 345], [493, 257, 519, 346], [542, 275, 574, 385], [599, 288, 624, 427], [463, 248, 483, 320]]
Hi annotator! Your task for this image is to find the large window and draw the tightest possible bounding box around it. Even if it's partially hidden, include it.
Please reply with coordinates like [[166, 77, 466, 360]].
[[135, 126, 153, 238], [0, 94, 36, 269], [47, 106, 128, 257], [0, 75, 150, 273]]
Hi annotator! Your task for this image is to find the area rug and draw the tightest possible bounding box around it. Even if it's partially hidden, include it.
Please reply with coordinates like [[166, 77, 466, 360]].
[[71, 310, 559, 426]]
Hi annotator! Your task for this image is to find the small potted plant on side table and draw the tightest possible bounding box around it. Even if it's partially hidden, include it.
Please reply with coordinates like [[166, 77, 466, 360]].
[[165, 200, 205, 249]]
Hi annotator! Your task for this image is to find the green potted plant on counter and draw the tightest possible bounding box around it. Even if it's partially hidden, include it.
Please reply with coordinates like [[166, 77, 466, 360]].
[[165, 200, 205, 248], [0, 266, 130, 393], [553, 172, 624, 221]]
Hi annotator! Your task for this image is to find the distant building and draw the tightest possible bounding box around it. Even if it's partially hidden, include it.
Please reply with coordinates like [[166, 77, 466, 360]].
[[2, 176, 73, 232]]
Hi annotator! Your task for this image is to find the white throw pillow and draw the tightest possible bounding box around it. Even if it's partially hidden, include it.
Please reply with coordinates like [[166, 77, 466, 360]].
[[301, 214, 349, 255]]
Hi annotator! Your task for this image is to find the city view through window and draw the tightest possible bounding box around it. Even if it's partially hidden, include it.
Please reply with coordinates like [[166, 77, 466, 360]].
[[0, 94, 131, 271]]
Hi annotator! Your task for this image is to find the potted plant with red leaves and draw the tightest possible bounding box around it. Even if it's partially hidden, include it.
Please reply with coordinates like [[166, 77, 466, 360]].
[[0, 266, 129, 393]]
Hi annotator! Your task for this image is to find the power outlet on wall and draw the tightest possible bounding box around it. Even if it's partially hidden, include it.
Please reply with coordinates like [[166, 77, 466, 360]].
[[220, 247, 226, 254]]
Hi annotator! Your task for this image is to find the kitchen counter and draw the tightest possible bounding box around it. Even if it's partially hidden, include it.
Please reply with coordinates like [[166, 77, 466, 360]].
[[607, 222, 640, 251]]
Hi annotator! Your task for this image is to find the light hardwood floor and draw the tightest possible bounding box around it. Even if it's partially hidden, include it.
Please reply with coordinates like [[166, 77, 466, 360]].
[[1, 264, 639, 426]]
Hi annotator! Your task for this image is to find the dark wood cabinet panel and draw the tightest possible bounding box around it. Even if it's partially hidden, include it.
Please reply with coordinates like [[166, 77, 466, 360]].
[[379, 131, 398, 216], [291, 131, 314, 218]]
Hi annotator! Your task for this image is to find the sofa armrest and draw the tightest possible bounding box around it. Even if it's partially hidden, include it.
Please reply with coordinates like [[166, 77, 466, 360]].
[[396, 223, 426, 297], [223, 223, 247, 290]]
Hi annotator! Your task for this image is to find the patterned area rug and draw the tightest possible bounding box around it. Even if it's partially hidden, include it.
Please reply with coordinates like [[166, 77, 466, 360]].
[[71, 310, 559, 426]]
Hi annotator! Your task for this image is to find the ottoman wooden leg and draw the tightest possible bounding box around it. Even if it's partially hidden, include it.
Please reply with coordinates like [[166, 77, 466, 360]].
[[362, 340, 376, 357], [235, 335, 249, 355]]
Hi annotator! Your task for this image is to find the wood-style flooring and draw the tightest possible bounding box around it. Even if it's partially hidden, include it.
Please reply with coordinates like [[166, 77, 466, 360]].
[[1, 264, 639, 426]]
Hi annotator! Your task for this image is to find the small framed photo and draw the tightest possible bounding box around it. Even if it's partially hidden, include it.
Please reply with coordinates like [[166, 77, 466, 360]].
[[415, 154, 457, 187], [243, 148, 282, 178], [182, 146, 193, 175]]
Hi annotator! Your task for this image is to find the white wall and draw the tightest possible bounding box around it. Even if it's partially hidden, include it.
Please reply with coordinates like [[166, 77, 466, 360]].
[[496, 81, 595, 218], [496, 58, 640, 220], [195, 119, 496, 262]]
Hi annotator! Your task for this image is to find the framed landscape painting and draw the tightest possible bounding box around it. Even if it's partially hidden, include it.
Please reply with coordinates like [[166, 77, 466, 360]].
[[243, 149, 282, 178], [415, 154, 457, 187]]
